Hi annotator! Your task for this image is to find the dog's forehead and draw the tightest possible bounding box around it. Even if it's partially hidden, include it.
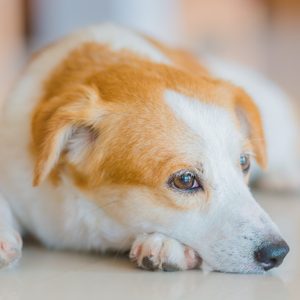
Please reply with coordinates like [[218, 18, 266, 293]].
[[164, 90, 242, 157]]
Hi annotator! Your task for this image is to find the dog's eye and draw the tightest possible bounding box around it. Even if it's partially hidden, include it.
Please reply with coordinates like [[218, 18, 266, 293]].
[[240, 154, 250, 173], [169, 170, 203, 192]]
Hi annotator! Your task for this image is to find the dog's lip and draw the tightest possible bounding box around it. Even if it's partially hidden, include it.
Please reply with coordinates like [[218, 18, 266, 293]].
[[195, 251, 266, 274], [201, 262, 265, 274]]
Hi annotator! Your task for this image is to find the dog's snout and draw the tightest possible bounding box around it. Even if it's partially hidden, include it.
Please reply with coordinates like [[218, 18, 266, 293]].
[[254, 240, 289, 271]]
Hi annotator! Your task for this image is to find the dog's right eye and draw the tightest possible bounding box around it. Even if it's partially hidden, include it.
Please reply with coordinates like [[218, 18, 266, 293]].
[[168, 170, 203, 193]]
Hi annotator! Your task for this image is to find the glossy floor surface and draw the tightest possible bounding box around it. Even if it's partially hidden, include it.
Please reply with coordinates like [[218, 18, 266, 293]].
[[0, 191, 299, 300]]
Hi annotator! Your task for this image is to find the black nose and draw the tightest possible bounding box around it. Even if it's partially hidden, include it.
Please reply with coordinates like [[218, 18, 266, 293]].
[[254, 240, 289, 271]]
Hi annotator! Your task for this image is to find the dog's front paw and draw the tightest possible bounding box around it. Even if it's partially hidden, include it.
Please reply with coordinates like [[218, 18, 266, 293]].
[[129, 233, 201, 271], [0, 229, 22, 269]]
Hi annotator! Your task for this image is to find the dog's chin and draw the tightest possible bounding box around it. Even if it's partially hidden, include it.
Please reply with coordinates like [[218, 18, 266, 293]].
[[200, 259, 265, 274]]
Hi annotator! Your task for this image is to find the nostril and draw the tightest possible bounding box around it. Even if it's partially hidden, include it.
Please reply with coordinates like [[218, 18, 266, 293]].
[[254, 240, 289, 271]]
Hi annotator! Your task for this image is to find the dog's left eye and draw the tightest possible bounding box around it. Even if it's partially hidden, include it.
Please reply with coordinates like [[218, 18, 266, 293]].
[[169, 170, 203, 192], [240, 154, 250, 173]]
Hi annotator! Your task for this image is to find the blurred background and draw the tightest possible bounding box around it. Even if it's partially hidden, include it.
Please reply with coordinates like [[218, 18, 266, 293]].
[[0, 0, 299, 105]]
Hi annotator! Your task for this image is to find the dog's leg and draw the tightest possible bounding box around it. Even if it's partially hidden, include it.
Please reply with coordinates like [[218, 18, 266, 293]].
[[0, 193, 22, 269], [129, 233, 201, 271]]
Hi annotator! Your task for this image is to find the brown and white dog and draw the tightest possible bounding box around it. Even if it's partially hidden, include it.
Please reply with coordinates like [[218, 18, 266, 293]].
[[0, 24, 297, 273]]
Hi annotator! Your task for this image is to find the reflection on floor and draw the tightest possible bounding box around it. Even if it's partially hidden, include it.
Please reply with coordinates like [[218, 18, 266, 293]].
[[0, 191, 299, 300]]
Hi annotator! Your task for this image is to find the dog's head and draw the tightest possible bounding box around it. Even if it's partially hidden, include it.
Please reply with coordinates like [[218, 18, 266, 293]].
[[32, 59, 289, 273]]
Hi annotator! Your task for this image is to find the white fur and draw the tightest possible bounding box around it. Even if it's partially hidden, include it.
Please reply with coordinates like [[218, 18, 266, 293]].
[[0, 25, 292, 273], [203, 56, 300, 190], [164, 90, 242, 161], [164, 90, 282, 272]]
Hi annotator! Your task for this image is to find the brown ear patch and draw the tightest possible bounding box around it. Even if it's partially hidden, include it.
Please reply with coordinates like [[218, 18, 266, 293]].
[[31, 85, 103, 186]]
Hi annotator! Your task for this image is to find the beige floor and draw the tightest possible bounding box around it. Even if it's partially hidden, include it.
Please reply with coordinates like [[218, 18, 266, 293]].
[[0, 191, 299, 300]]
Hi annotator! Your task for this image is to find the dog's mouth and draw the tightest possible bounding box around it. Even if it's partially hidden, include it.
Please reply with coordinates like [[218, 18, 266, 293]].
[[198, 257, 264, 274]]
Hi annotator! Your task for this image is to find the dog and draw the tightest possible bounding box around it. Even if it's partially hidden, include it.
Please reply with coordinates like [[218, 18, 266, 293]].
[[0, 24, 296, 273]]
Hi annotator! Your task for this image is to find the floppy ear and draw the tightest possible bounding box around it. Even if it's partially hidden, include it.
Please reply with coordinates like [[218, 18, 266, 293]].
[[234, 88, 267, 169], [32, 86, 103, 186]]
